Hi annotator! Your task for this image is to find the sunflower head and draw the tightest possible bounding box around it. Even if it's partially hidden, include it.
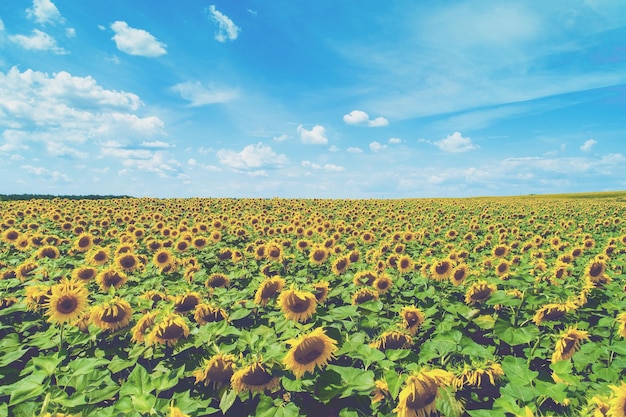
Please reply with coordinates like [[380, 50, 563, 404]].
[[254, 277, 286, 306], [146, 313, 190, 346], [193, 353, 236, 388], [312, 281, 330, 303], [173, 291, 202, 314], [90, 297, 133, 331], [96, 268, 128, 292], [45, 278, 90, 324], [230, 361, 279, 393], [370, 330, 413, 351], [464, 280, 497, 305], [277, 287, 317, 322], [394, 369, 453, 417], [431, 259, 454, 281], [352, 288, 379, 305], [194, 303, 228, 325], [551, 327, 589, 362], [283, 327, 338, 379], [373, 274, 393, 294], [400, 306, 425, 335]]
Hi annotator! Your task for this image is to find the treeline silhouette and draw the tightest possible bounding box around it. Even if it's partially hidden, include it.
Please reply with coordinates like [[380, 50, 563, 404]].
[[0, 194, 133, 201]]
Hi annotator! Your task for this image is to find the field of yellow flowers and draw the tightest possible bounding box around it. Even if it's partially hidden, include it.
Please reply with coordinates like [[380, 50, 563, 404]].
[[1, 195, 626, 417]]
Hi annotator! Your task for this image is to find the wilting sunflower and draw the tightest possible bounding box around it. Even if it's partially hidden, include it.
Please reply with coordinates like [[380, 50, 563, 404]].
[[400, 306, 425, 335], [371, 379, 390, 404], [453, 361, 504, 390], [533, 301, 577, 326], [86, 247, 111, 266], [36, 245, 60, 260], [193, 353, 237, 388], [394, 368, 453, 417], [90, 297, 133, 331], [370, 330, 413, 351], [96, 268, 128, 292], [312, 281, 330, 303], [131, 311, 158, 343], [114, 253, 142, 273], [464, 281, 497, 305], [451, 264, 470, 286], [373, 274, 393, 294], [15, 261, 39, 281], [25, 284, 51, 311], [309, 245, 329, 265], [45, 279, 90, 324], [231, 361, 279, 393], [551, 327, 589, 362], [173, 291, 202, 314], [71, 266, 97, 282], [608, 381, 626, 417], [283, 327, 338, 379], [0, 297, 18, 309], [254, 277, 285, 306], [205, 273, 230, 290], [194, 303, 228, 325], [146, 313, 190, 346], [352, 288, 379, 305], [430, 259, 454, 281], [277, 286, 317, 322]]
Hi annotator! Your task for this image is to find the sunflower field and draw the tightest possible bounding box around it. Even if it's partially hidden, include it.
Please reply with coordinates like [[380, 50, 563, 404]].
[[1, 195, 626, 417]]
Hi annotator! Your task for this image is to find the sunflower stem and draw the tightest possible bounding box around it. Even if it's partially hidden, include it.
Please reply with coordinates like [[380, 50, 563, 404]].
[[58, 322, 65, 351], [526, 335, 542, 364]]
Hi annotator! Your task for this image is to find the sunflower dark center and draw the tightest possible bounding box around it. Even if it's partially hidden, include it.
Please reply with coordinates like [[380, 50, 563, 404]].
[[119, 256, 136, 268], [497, 263, 508, 273], [406, 379, 438, 409], [159, 323, 185, 339], [589, 263, 604, 277], [242, 367, 273, 386], [57, 295, 78, 314], [78, 237, 91, 248], [261, 282, 280, 298], [471, 288, 491, 301], [312, 250, 326, 261], [78, 269, 95, 280], [435, 262, 450, 275], [94, 251, 107, 261], [294, 339, 324, 364], [176, 296, 199, 312], [156, 253, 170, 263], [101, 306, 127, 323], [355, 292, 376, 303], [208, 275, 228, 287], [288, 296, 312, 313]]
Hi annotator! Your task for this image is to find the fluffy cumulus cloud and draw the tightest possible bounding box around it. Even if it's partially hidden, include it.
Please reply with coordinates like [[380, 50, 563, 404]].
[[217, 142, 287, 170], [110, 21, 166, 57], [26, 0, 64, 25], [388, 137, 402, 144], [369, 141, 387, 152], [580, 139, 597, 152], [170, 81, 238, 106], [434, 132, 477, 153], [208, 5, 240, 42], [9, 29, 67, 54], [297, 124, 328, 145], [343, 110, 388, 127], [0, 66, 166, 160], [301, 160, 345, 172]]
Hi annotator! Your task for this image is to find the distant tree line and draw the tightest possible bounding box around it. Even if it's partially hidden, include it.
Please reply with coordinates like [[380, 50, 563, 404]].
[[0, 194, 133, 201]]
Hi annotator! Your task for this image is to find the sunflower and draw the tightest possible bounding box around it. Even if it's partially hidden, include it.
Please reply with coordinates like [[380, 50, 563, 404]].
[[0, 297, 18, 309], [131, 311, 158, 343], [430, 259, 454, 281], [194, 303, 228, 325], [464, 281, 497, 305], [494, 259, 511, 277], [254, 277, 285, 306], [309, 245, 329, 265], [231, 361, 279, 393], [397, 255, 414, 273], [115, 253, 142, 273], [608, 381, 626, 417], [451, 264, 470, 286], [45, 279, 90, 324], [193, 353, 237, 388], [71, 266, 97, 282], [584, 258, 609, 286], [277, 286, 317, 322], [394, 369, 453, 417], [15, 262, 39, 281], [205, 273, 230, 290], [90, 297, 133, 331], [266, 243, 283, 262], [331, 256, 351, 275], [283, 327, 338, 379], [96, 268, 128, 292], [1, 228, 20, 244], [86, 247, 111, 266], [452, 361, 504, 390], [373, 274, 393, 294], [146, 313, 190, 346], [36, 245, 60, 260], [153, 249, 176, 271], [616, 313, 626, 338], [551, 327, 589, 362], [370, 330, 413, 350], [173, 291, 202, 314], [312, 281, 330, 303], [371, 379, 390, 404], [73, 233, 94, 253], [492, 244, 510, 258], [25, 284, 52, 311], [352, 288, 379, 305], [400, 306, 425, 335], [533, 301, 578, 326]]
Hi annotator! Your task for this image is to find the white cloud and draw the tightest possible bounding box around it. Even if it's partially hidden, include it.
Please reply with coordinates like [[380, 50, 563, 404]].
[[328, 145, 340, 152], [9, 29, 67, 54], [273, 134, 289, 142], [388, 137, 402, 144], [141, 140, 170, 148], [217, 142, 287, 170], [188, 158, 221, 171], [580, 139, 597, 152], [65, 28, 75, 38], [170, 81, 238, 106], [0, 18, 5, 31], [301, 160, 345, 172], [343, 110, 388, 127], [297, 124, 328, 145], [369, 141, 387, 152], [347, 147, 363, 153], [21, 164, 71, 183], [26, 0, 64, 25], [208, 5, 240, 42], [434, 132, 477, 153], [110, 21, 166, 57]]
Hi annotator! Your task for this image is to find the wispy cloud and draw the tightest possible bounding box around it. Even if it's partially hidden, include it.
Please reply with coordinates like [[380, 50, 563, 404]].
[[302, 160, 345, 172], [434, 132, 477, 153], [369, 141, 387, 152], [580, 139, 597, 153], [343, 110, 388, 127], [26, 0, 64, 25], [297, 125, 328, 145], [217, 143, 287, 170], [110, 21, 166, 57], [208, 5, 240, 42], [9, 29, 67, 54], [170, 81, 238, 106]]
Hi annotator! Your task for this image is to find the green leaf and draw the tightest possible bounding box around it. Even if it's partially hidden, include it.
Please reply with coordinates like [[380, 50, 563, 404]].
[[229, 307, 251, 321], [68, 357, 110, 375], [473, 314, 496, 329], [501, 356, 538, 386], [219, 388, 237, 414], [31, 354, 62, 376], [0, 347, 29, 367], [494, 320, 539, 346], [384, 369, 403, 400], [8, 373, 48, 406], [120, 364, 152, 398], [385, 349, 411, 361]]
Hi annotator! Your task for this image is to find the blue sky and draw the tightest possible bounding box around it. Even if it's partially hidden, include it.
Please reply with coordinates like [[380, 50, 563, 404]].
[[1, 0, 625, 198]]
